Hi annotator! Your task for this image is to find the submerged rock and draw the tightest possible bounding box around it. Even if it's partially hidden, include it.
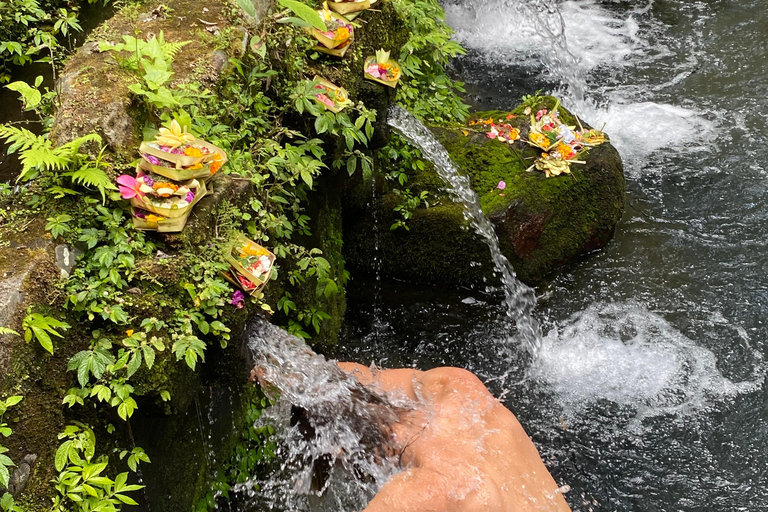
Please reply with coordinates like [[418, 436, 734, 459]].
[[344, 97, 626, 285]]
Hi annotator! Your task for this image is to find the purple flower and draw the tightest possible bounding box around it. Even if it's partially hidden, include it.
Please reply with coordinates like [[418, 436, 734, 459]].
[[142, 153, 161, 166], [143, 175, 155, 187], [231, 290, 245, 309], [134, 209, 147, 219], [186, 191, 195, 203]]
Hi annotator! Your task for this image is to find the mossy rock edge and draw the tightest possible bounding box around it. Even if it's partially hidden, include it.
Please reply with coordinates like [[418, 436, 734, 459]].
[[344, 97, 626, 285]]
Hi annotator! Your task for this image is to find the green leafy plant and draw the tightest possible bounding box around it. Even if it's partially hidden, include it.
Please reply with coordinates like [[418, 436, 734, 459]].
[[46, 214, 72, 240], [5, 76, 43, 110], [0, 126, 115, 202], [100, 32, 195, 110], [22, 309, 70, 354], [0, 492, 22, 512], [52, 423, 145, 512], [0, 395, 22, 489], [521, 89, 545, 108], [391, 189, 430, 231], [274, 0, 326, 31]]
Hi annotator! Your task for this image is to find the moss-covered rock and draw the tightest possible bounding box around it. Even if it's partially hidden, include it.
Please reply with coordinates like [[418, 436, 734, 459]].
[[344, 96, 626, 284]]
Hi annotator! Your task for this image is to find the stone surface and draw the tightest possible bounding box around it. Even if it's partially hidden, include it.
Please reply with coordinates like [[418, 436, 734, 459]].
[[54, 244, 83, 278], [8, 454, 37, 497]]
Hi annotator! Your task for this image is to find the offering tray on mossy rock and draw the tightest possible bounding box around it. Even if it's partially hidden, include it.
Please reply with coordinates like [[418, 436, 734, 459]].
[[139, 139, 227, 171], [130, 164, 209, 219], [313, 37, 352, 57], [312, 76, 351, 113], [327, 0, 370, 15], [364, 50, 401, 88], [221, 270, 263, 297], [131, 207, 193, 233], [225, 237, 276, 295], [308, 11, 353, 49], [139, 154, 221, 181]]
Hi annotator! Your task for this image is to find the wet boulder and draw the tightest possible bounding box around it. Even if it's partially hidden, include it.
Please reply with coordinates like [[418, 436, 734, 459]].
[[344, 96, 626, 285]]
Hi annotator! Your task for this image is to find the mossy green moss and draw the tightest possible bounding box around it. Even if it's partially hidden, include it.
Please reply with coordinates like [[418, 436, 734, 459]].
[[345, 96, 626, 285]]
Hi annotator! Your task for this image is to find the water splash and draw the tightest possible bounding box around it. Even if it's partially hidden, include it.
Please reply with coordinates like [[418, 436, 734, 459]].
[[530, 302, 763, 430], [386, 105, 541, 355], [446, 0, 715, 160], [237, 319, 402, 511]]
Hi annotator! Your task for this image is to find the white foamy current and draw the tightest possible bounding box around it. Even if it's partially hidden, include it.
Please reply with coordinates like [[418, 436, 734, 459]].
[[531, 302, 762, 429], [444, 0, 719, 163]]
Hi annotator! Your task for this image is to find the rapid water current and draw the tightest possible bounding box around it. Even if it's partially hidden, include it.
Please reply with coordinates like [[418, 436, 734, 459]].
[[339, 0, 768, 510]]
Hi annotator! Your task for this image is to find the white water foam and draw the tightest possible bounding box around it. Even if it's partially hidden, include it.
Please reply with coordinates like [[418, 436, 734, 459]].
[[530, 303, 762, 427], [445, 0, 644, 70], [569, 97, 717, 164], [445, 0, 716, 161]]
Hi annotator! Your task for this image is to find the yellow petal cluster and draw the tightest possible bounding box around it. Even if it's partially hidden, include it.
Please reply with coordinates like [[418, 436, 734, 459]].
[[155, 120, 195, 148]]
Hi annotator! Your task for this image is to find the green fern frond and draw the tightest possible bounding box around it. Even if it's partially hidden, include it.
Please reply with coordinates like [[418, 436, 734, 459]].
[[56, 133, 102, 158], [0, 125, 47, 155], [0, 327, 19, 337], [163, 40, 191, 60], [65, 165, 116, 203], [18, 147, 71, 180]]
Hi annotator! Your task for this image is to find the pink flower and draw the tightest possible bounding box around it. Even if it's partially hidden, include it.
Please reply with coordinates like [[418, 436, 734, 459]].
[[231, 290, 245, 309], [497, 181, 506, 190], [366, 64, 382, 78], [186, 191, 195, 203], [117, 175, 143, 199], [536, 109, 547, 120], [316, 93, 335, 109]]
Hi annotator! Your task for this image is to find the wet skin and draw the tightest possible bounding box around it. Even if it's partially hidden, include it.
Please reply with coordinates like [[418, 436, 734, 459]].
[[337, 363, 572, 512]]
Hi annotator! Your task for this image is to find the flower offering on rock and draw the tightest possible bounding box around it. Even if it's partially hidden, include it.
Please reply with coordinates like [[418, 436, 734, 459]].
[[364, 49, 401, 88], [467, 117, 520, 144], [128, 163, 208, 219], [309, 3, 354, 55], [312, 77, 352, 113], [524, 99, 607, 178], [131, 207, 193, 232], [224, 237, 276, 296], [138, 120, 228, 181]]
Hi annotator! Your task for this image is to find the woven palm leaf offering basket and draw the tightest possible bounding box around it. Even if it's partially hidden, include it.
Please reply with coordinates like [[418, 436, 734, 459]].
[[224, 238, 276, 296], [120, 163, 208, 219], [364, 49, 401, 88], [524, 100, 607, 178], [312, 76, 352, 113], [327, 0, 370, 15], [131, 207, 193, 233], [138, 120, 227, 181], [308, 4, 354, 57]]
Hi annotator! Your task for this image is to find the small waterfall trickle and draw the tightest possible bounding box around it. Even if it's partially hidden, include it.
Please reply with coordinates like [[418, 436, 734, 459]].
[[386, 106, 541, 355], [369, 171, 384, 336]]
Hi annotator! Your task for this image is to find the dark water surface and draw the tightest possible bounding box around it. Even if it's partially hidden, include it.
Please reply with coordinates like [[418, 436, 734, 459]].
[[340, 0, 768, 510]]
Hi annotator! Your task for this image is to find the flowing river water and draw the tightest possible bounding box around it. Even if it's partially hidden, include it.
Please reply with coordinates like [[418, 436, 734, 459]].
[[338, 0, 768, 510]]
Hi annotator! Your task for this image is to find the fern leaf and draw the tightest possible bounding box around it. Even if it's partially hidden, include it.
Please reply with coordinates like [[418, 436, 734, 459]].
[[65, 165, 116, 203], [56, 133, 102, 158], [0, 125, 44, 155], [163, 40, 191, 60], [18, 147, 70, 181], [0, 327, 19, 337]]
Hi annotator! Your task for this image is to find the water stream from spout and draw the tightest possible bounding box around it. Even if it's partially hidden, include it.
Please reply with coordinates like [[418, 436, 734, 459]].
[[387, 105, 541, 355]]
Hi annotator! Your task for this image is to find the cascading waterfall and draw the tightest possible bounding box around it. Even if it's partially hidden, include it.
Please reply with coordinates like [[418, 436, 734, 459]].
[[387, 105, 541, 355]]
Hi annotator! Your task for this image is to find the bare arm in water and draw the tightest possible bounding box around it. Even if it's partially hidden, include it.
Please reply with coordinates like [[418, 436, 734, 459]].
[[338, 363, 572, 512]]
